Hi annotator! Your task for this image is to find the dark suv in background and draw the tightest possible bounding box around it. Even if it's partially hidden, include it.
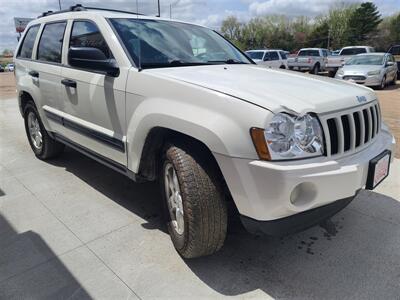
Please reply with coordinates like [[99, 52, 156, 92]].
[[388, 45, 400, 76]]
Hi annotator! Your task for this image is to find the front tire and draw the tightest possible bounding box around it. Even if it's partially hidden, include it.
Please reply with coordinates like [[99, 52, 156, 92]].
[[161, 142, 227, 258], [24, 102, 64, 160], [377, 75, 386, 90], [390, 72, 397, 85]]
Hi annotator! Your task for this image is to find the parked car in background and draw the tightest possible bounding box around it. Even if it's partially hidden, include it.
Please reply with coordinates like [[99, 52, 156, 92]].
[[388, 45, 400, 76], [5, 64, 14, 72], [246, 49, 288, 69], [331, 50, 340, 56], [326, 46, 375, 77], [335, 53, 398, 89], [0, 65, 4, 72], [287, 48, 329, 74]]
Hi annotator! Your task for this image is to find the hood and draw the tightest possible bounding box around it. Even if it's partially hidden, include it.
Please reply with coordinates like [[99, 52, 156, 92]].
[[341, 65, 382, 75], [146, 65, 377, 114]]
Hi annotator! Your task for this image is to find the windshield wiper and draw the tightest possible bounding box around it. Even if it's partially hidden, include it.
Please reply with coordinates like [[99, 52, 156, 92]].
[[207, 59, 248, 65], [141, 60, 212, 69]]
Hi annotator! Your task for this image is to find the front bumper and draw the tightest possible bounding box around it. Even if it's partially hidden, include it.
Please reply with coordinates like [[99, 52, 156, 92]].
[[241, 195, 355, 236], [336, 73, 382, 86], [215, 128, 395, 222]]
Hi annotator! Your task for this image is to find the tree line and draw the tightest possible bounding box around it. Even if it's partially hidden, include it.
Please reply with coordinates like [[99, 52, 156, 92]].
[[220, 2, 400, 52]]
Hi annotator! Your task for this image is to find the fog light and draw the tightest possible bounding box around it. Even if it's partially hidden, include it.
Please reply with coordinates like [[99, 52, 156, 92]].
[[290, 182, 317, 206]]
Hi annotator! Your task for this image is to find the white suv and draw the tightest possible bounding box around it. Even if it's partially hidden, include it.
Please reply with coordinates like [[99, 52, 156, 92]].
[[15, 5, 395, 258], [246, 49, 288, 69]]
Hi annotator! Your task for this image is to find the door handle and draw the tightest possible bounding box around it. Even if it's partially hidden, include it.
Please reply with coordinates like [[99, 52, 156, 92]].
[[61, 79, 77, 88], [28, 70, 39, 78]]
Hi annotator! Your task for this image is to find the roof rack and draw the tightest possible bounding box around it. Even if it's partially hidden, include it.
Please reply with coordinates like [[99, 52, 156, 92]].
[[38, 4, 146, 18]]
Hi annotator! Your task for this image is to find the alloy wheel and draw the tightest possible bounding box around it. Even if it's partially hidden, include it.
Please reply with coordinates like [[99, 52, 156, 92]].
[[27, 112, 43, 151], [164, 162, 185, 235]]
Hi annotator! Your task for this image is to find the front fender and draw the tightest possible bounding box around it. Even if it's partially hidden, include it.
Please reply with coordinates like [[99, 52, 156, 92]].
[[126, 96, 268, 173]]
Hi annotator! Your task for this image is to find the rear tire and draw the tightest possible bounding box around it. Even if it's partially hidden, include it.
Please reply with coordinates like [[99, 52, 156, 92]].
[[24, 102, 64, 160], [160, 142, 227, 258], [311, 64, 320, 75], [328, 70, 336, 78]]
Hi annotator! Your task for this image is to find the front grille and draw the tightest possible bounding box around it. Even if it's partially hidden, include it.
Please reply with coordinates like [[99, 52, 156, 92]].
[[343, 75, 366, 81], [319, 102, 381, 157]]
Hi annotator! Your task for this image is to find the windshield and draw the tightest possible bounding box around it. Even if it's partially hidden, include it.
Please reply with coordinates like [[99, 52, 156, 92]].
[[346, 55, 384, 65], [340, 48, 367, 56], [246, 51, 264, 60], [110, 18, 251, 69]]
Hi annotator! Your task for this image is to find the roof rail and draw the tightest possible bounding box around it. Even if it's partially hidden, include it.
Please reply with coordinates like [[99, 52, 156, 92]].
[[38, 3, 146, 18]]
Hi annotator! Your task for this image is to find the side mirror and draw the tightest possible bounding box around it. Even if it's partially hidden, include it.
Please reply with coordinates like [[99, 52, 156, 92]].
[[386, 61, 395, 67], [68, 47, 119, 77]]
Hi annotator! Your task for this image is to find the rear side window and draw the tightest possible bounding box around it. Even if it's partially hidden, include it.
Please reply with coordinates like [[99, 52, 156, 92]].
[[280, 51, 287, 59], [17, 25, 40, 59], [37, 22, 67, 63], [69, 21, 111, 59]]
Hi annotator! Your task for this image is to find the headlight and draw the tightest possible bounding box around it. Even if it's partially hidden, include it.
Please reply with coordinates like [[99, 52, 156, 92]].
[[251, 113, 324, 160], [367, 70, 380, 76]]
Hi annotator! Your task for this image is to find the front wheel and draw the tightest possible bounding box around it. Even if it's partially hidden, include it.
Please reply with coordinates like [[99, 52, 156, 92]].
[[390, 72, 397, 85], [377, 75, 386, 90], [24, 102, 64, 159], [161, 142, 227, 258]]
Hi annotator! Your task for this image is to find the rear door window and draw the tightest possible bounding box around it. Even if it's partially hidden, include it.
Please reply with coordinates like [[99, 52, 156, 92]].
[[69, 21, 112, 59], [17, 25, 40, 59], [269, 51, 279, 60], [37, 22, 67, 63]]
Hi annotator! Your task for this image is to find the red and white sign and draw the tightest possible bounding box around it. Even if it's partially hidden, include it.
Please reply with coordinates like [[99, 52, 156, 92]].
[[14, 18, 34, 33]]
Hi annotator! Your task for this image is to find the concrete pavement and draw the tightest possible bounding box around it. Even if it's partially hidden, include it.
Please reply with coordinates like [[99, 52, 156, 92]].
[[0, 97, 399, 299]]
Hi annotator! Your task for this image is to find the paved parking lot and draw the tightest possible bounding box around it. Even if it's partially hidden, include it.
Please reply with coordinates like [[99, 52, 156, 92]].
[[0, 73, 399, 299]]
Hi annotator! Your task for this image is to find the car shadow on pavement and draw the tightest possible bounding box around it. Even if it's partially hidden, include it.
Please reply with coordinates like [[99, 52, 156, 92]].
[[47, 147, 400, 298], [0, 214, 92, 299], [384, 82, 400, 91], [47, 147, 167, 233]]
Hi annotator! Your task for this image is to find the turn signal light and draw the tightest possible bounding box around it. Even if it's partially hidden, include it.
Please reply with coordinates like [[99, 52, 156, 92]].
[[250, 127, 271, 161]]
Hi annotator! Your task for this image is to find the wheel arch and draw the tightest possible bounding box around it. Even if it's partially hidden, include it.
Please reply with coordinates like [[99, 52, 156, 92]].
[[19, 90, 36, 116], [137, 126, 224, 182]]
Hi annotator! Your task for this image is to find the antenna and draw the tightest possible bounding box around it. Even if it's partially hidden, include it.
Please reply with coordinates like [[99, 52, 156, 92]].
[[157, 0, 161, 17]]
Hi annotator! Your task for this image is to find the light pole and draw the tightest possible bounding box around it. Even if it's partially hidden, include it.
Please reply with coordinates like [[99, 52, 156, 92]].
[[58, 0, 61, 10]]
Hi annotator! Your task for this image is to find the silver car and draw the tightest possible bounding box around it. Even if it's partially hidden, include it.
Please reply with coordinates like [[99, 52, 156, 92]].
[[335, 53, 398, 89]]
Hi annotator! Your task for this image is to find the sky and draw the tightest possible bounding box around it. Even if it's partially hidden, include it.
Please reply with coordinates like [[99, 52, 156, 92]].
[[0, 0, 399, 52]]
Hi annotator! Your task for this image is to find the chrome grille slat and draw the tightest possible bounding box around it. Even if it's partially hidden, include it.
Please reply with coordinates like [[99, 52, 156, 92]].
[[348, 113, 356, 150], [366, 108, 373, 142], [359, 110, 365, 147], [319, 101, 381, 158]]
